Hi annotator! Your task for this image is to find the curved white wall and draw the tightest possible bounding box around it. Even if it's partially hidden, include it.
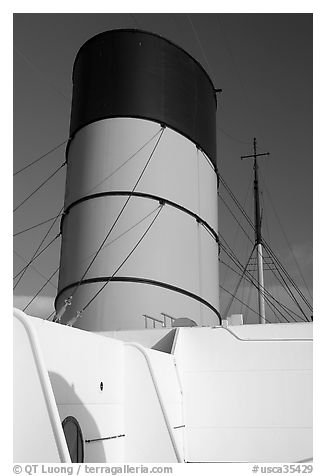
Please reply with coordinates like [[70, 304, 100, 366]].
[[57, 117, 219, 330]]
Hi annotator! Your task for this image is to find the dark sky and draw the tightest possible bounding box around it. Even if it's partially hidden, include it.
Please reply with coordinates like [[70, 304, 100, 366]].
[[13, 13, 313, 321]]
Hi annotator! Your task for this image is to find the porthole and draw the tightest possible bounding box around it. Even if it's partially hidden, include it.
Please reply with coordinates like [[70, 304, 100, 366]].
[[62, 415, 84, 463]]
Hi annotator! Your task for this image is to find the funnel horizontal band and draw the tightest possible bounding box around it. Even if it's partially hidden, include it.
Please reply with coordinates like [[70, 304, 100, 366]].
[[55, 276, 221, 324], [61, 190, 219, 243]]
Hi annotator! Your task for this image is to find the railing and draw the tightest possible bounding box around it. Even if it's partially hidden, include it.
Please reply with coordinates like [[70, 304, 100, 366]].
[[142, 312, 177, 328], [161, 312, 177, 327], [143, 314, 165, 328]]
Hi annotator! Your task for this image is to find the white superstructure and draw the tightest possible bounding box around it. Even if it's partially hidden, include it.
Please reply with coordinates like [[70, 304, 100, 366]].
[[14, 308, 312, 463]]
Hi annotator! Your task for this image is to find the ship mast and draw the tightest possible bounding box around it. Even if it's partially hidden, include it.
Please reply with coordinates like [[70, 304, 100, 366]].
[[241, 138, 270, 324]]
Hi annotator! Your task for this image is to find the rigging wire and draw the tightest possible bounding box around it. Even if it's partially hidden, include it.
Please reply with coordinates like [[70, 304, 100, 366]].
[[14, 162, 65, 213], [15, 129, 162, 299], [13, 206, 63, 290], [79, 204, 164, 316], [261, 192, 283, 323], [219, 236, 306, 322], [243, 277, 254, 324], [13, 140, 67, 177], [265, 262, 309, 322], [85, 128, 163, 196], [14, 215, 63, 237], [220, 258, 281, 323], [259, 248, 309, 321], [219, 244, 291, 323], [219, 179, 297, 321], [186, 14, 216, 84], [240, 230, 252, 314], [23, 266, 60, 312], [77, 205, 162, 265], [222, 247, 255, 319], [219, 172, 253, 287], [47, 310, 56, 321], [14, 233, 60, 280], [16, 129, 159, 239], [220, 236, 296, 322], [45, 205, 163, 321], [68, 127, 165, 301], [219, 235, 295, 321], [220, 283, 273, 324], [262, 239, 312, 314], [261, 174, 313, 302], [219, 256, 304, 323], [219, 193, 254, 245], [220, 174, 254, 229], [13, 250, 57, 289], [14, 46, 70, 103], [219, 241, 287, 323], [224, 250, 307, 323], [219, 172, 312, 315], [217, 125, 258, 147], [221, 170, 311, 314]]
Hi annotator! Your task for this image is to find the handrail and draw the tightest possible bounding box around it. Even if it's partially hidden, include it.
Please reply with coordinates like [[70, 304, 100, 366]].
[[142, 314, 166, 328], [161, 312, 176, 327], [142, 313, 178, 328], [85, 434, 125, 443], [125, 342, 183, 462]]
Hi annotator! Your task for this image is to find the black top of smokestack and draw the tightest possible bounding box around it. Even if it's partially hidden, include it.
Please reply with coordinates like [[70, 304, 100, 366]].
[[70, 29, 217, 164]]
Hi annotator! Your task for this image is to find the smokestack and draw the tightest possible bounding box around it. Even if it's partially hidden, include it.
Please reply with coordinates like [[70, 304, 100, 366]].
[[55, 29, 220, 331]]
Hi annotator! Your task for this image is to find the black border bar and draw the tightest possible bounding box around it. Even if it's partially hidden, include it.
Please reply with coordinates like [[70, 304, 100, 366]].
[[61, 190, 219, 243], [55, 276, 221, 324]]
